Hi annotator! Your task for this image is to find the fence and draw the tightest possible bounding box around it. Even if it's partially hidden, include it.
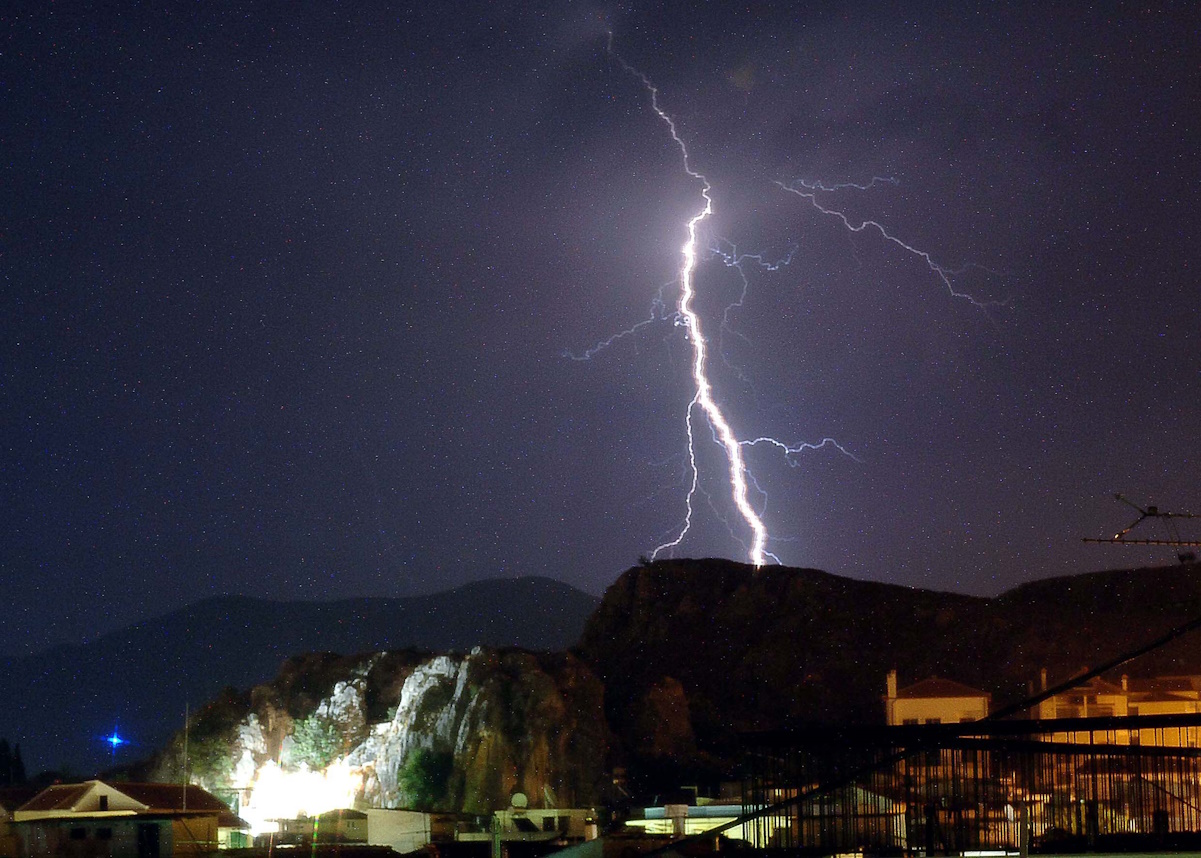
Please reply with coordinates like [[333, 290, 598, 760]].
[[740, 713, 1201, 855]]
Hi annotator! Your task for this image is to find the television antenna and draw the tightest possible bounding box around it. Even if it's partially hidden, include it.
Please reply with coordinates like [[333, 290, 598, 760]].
[[1083, 494, 1201, 560]]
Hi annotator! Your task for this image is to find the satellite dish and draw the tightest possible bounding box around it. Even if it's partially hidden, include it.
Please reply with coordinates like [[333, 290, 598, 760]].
[[511, 792, 528, 809]]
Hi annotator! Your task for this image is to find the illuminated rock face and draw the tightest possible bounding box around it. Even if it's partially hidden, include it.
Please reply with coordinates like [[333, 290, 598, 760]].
[[193, 647, 609, 821], [319, 678, 368, 737], [349, 653, 478, 807], [347, 649, 610, 813], [231, 715, 266, 788]]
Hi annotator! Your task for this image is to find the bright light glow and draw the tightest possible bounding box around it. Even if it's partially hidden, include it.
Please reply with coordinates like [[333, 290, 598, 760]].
[[237, 758, 362, 838]]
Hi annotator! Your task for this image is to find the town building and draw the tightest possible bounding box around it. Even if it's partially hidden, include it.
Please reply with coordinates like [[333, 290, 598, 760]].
[[1033, 669, 1201, 748], [363, 808, 437, 853], [12, 780, 247, 857], [624, 801, 761, 842], [271, 807, 368, 844], [884, 669, 991, 726]]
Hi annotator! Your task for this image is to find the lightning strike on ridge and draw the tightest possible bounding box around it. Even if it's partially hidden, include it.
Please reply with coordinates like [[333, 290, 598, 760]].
[[592, 38, 1000, 569], [607, 41, 773, 567]]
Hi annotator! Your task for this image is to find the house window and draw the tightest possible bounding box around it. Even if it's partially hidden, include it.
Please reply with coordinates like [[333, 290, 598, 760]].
[[903, 718, 919, 726], [543, 817, 557, 832], [70, 828, 87, 840], [99, 795, 109, 811], [96, 828, 113, 840]]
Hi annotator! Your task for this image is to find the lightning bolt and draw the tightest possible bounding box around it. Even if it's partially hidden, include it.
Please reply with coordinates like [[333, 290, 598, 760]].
[[592, 39, 1001, 569], [607, 42, 777, 567]]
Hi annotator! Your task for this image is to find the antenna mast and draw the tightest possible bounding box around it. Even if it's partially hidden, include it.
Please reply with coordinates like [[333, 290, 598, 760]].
[[1083, 494, 1201, 559], [182, 701, 189, 811]]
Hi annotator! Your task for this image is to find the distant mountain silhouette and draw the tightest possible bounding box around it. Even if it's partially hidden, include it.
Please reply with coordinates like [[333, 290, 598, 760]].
[[0, 577, 599, 777]]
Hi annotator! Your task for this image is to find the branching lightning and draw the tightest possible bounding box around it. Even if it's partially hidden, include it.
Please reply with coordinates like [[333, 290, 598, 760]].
[[562, 282, 675, 362], [708, 241, 797, 385], [581, 39, 1001, 570], [777, 179, 1010, 309], [741, 436, 863, 466]]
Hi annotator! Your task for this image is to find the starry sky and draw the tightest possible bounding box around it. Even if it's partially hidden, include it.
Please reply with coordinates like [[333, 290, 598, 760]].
[[3, 3, 1199, 658]]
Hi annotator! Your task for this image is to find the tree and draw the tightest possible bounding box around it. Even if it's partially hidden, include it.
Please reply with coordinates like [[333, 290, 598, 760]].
[[11, 743, 25, 785], [399, 748, 454, 809], [0, 739, 27, 786], [290, 713, 343, 769]]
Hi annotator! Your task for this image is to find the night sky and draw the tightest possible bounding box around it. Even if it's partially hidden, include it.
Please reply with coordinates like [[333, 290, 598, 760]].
[[4, 3, 1199, 658]]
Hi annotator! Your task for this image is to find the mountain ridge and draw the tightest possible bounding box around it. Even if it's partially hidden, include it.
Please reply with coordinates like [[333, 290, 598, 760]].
[[140, 557, 1201, 812], [11, 559, 1201, 789], [0, 576, 600, 777], [576, 557, 1201, 771]]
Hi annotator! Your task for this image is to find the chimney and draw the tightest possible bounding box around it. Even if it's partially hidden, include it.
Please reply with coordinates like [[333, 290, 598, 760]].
[[1121, 674, 1128, 692], [887, 670, 898, 700], [1040, 668, 1048, 692]]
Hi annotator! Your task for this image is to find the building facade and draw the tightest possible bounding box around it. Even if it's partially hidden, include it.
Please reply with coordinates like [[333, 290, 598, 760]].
[[13, 781, 245, 857]]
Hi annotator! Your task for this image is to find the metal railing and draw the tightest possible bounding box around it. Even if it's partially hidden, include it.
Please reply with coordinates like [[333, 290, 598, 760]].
[[740, 714, 1201, 855]]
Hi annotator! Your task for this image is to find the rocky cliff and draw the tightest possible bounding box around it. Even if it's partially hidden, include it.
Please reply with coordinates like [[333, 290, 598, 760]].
[[147, 647, 610, 826], [145, 558, 1201, 816], [577, 557, 1201, 787]]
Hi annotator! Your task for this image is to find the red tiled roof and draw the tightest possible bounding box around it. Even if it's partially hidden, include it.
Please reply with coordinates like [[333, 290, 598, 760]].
[[16, 783, 92, 813], [115, 783, 231, 814], [1065, 676, 1124, 695], [1128, 676, 1196, 695], [17, 781, 236, 821], [897, 677, 990, 699]]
